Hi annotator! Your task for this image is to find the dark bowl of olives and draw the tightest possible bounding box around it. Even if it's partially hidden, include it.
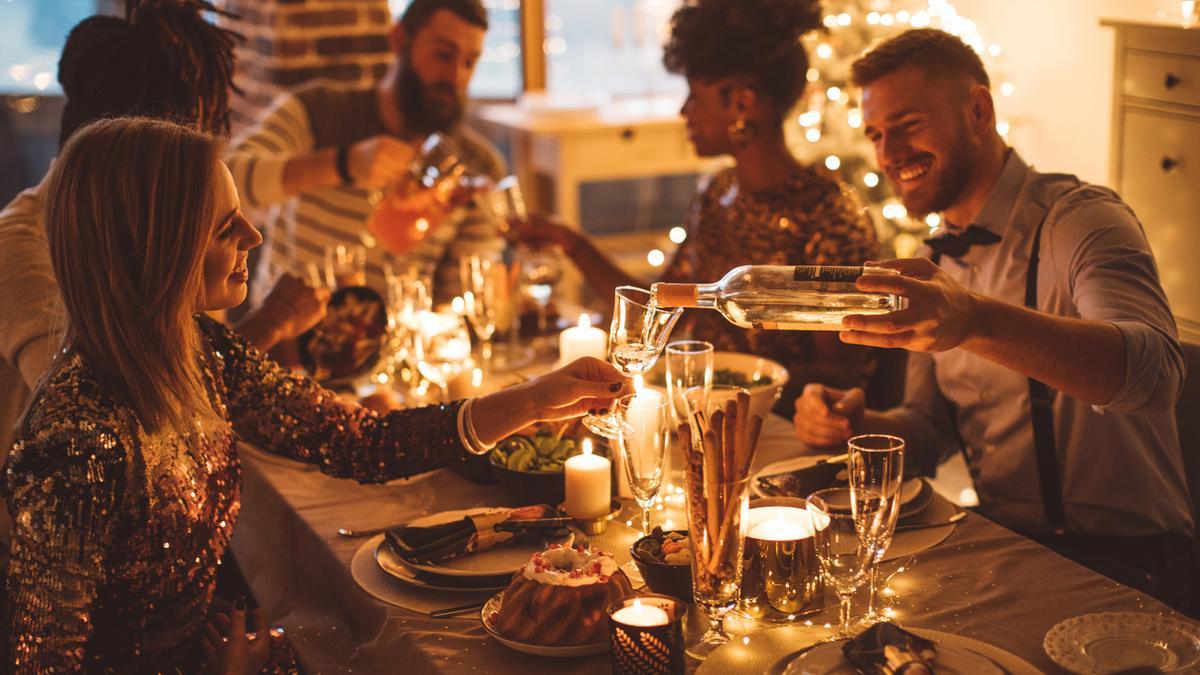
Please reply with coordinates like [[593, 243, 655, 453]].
[[631, 527, 693, 601]]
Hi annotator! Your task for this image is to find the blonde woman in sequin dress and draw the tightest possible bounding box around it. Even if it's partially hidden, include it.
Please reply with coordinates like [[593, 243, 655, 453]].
[[509, 0, 880, 414], [1, 117, 630, 673]]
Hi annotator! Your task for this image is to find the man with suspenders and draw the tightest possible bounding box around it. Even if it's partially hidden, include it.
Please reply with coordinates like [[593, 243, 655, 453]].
[[793, 29, 1194, 610]]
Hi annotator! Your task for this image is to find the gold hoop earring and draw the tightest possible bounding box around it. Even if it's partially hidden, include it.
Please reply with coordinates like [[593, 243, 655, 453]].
[[728, 115, 756, 149]]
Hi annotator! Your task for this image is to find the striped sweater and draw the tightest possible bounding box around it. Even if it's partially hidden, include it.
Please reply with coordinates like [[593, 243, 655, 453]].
[[225, 82, 507, 302]]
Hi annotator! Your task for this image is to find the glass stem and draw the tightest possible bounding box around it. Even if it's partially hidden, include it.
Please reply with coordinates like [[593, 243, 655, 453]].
[[641, 507, 651, 536], [839, 593, 853, 637], [867, 565, 879, 618]]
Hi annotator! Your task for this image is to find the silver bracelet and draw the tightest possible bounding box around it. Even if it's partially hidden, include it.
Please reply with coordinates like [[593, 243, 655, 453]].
[[463, 398, 496, 456]]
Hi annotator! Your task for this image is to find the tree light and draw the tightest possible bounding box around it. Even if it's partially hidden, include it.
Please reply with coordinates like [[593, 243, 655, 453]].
[[837, 12, 851, 25], [925, 213, 942, 227], [1000, 82, 1015, 96], [863, 172, 880, 188], [826, 86, 842, 101], [668, 226, 687, 244], [847, 108, 863, 128], [647, 249, 666, 267], [824, 155, 841, 171], [816, 43, 833, 59], [805, 128, 821, 143], [996, 121, 1011, 136], [867, 11, 880, 24]]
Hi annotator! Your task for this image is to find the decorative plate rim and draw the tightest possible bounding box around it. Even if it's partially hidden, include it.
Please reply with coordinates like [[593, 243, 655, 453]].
[[1044, 611, 1200, 674]]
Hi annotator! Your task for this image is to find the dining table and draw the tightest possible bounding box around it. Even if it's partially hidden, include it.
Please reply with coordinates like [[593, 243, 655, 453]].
[[231, 376, 1188, 674]]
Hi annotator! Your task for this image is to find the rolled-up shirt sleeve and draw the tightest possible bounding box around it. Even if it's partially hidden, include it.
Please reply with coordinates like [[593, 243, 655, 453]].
[[0, 185, 63, 389], [890, 351, 960, 476], [1046, 189, 1185, 414]]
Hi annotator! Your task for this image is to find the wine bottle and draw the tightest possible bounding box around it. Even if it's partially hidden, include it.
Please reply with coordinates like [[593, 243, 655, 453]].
[[651, 265, 905, 331]]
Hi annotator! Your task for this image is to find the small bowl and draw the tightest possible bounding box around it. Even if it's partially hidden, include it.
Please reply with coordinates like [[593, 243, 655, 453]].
[[631, 530, 693, 601], [490, 460, 565, 507]]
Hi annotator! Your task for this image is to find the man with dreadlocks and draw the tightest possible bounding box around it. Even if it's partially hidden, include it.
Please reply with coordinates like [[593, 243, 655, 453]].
[[0, 0, 332, 465], [226, 0, 506, 302]]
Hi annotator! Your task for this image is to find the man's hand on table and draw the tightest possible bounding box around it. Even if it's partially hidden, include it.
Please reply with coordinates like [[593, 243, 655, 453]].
[[793, 383, 865, 448], [839, 257, 979, 352]]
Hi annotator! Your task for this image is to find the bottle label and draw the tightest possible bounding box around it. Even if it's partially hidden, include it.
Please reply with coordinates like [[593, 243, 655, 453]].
[[793, 265, 864, 283]]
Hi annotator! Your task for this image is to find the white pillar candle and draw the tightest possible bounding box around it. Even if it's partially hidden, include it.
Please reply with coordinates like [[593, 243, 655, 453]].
[[747, 506, 814, 541], [565, 438, 611, 519], [611, 599, 670, 627], [558, 313, 607, 365], [625, 381, 664, 457]]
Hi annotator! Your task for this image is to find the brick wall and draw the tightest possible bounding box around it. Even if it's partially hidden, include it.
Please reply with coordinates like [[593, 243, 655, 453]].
[[214, 0, 395, 134]]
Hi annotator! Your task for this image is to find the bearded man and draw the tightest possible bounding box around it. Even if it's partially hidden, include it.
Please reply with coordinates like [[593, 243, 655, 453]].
[[226, 0, 505, 297]]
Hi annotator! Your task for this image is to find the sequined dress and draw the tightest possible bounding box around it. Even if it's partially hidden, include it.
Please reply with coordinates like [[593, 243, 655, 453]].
[[662, 165, 880, 398], [2, 315, 466, 672]]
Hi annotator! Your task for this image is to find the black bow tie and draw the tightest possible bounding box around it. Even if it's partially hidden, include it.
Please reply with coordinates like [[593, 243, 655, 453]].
[[925, 225, 1002, 259]]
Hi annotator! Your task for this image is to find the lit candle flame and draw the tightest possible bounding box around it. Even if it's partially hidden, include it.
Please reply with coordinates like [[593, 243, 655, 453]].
[[451, 296, 465, 314], [632, 598, 642, 609], [581, 437, 594, 456], [633, 374, 645, 392], [578, 313, 591, 329], [471, 368, 483, 387]]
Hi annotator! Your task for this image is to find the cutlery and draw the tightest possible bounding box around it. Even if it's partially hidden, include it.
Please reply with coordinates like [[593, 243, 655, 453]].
[[339, 515, 572, 539], [337, 524, 404, 538], [894, 511, 966, 532], [429, 600, 489, 618]]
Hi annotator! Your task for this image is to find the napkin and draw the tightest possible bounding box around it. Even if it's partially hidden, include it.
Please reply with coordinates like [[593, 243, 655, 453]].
[[756, 461, 843, 498], [386, 504, 564, 563], [842, 622, 936, 674]]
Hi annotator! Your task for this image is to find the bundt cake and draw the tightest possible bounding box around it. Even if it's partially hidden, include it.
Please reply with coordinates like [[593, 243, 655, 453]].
[[491, 544, 634, 646]]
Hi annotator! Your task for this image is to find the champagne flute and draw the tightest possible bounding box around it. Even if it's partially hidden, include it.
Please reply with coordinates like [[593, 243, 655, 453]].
[[665, 340, 713, 430], [583, 286, 682, 438], [616, 391, 670, 535], [809, 488, 875, 638], [324, 244, 366, 288], [847, 434, 905, 623]]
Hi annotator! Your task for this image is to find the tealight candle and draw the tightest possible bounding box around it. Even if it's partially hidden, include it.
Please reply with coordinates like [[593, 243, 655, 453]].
[[742, 501, 823, 620], [564, 438, 611, 519], [558, 313, 607, 365], [610, 598, 669, 627], [749, 517, 810, 542]]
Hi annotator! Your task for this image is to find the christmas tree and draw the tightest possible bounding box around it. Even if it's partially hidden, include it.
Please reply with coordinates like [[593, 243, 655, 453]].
[[787, 0, 1015, 258]]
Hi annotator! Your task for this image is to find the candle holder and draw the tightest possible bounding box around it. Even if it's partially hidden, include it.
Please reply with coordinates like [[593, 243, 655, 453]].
[[739, 498, 826, 623], [608, 594, 685, 675], [573, 498, 623, 535]]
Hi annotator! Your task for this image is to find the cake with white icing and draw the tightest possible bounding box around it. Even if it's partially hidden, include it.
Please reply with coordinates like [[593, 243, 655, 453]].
[[491, 543, 633, 645]]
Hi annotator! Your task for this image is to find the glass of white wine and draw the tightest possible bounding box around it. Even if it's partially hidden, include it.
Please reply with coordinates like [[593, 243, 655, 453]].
[[583, 286, 682, 438]]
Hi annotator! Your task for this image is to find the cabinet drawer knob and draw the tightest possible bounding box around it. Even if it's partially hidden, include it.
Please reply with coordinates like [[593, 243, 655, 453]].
[[1161, 156, 1180, 172], [1165, 72, 1182, 89]]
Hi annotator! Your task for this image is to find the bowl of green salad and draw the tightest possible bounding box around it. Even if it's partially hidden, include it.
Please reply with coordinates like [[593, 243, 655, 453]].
[[489, 423, 586, 506]]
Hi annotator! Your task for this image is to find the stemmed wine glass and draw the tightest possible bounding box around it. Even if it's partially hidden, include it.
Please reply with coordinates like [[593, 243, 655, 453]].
[[809, 488, 875, 638], [413, 310, 471, 402], [514, 243, 563, 347], [847, 434, 905, 623], [582, 286, 682, 438], [616, 391, 670, 535], [459, 253, 502, 371]]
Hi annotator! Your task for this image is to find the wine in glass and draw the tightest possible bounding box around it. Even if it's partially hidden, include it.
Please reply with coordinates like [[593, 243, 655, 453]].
[[616, 391, 670, 535], [515, 243, 563, 345], [809, 488, 875, 638], [459, 253, 502, 371], [413, 310, 471, 402], [847, 434, 905, 623], [582, 286, 682, 438]]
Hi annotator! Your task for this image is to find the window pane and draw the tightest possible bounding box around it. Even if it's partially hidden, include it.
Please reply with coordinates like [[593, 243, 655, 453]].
[[0, 0, 96, 95], [544, 0, 683, 98], [389, 0, 522, 99]]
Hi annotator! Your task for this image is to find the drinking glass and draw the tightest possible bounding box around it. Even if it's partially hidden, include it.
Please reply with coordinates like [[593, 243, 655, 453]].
[[616, 391, 670, 535], [847, 434, 905, 623], [412, 310, 471, 402], [583, 286, 682, 438], [514, 243, 563, 343], [481, 175, 527, 225], [808, 488, 874, 638], [665, 340, 713, 430], [683, 473, 750, 659], [459, 253, 503, 370], [324, 244, 366, 288]]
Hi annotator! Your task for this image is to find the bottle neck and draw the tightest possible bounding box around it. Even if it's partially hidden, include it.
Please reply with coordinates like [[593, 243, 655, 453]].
[[693, 282, 720, 309]]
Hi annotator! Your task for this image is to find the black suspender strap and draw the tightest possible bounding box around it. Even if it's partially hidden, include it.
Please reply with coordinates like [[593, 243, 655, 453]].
[[1025, 215, 1068, 532]]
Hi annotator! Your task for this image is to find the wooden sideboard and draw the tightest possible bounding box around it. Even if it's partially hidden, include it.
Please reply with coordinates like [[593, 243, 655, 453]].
[[1104, 19, 1200, 342]]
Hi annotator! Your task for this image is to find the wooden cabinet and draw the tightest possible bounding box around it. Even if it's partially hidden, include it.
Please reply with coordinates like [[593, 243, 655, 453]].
[[1105, 19, 1200, 341]]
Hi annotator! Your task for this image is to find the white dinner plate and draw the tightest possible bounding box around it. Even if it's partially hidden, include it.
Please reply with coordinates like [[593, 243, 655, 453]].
[[783, 639, 1006, 675], [752, 455, 923, 504], [480, 592, 609, 657], [1044, 612, 1200, 674], [396, 508, 566, 579], [374, 538, 511, 592]]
